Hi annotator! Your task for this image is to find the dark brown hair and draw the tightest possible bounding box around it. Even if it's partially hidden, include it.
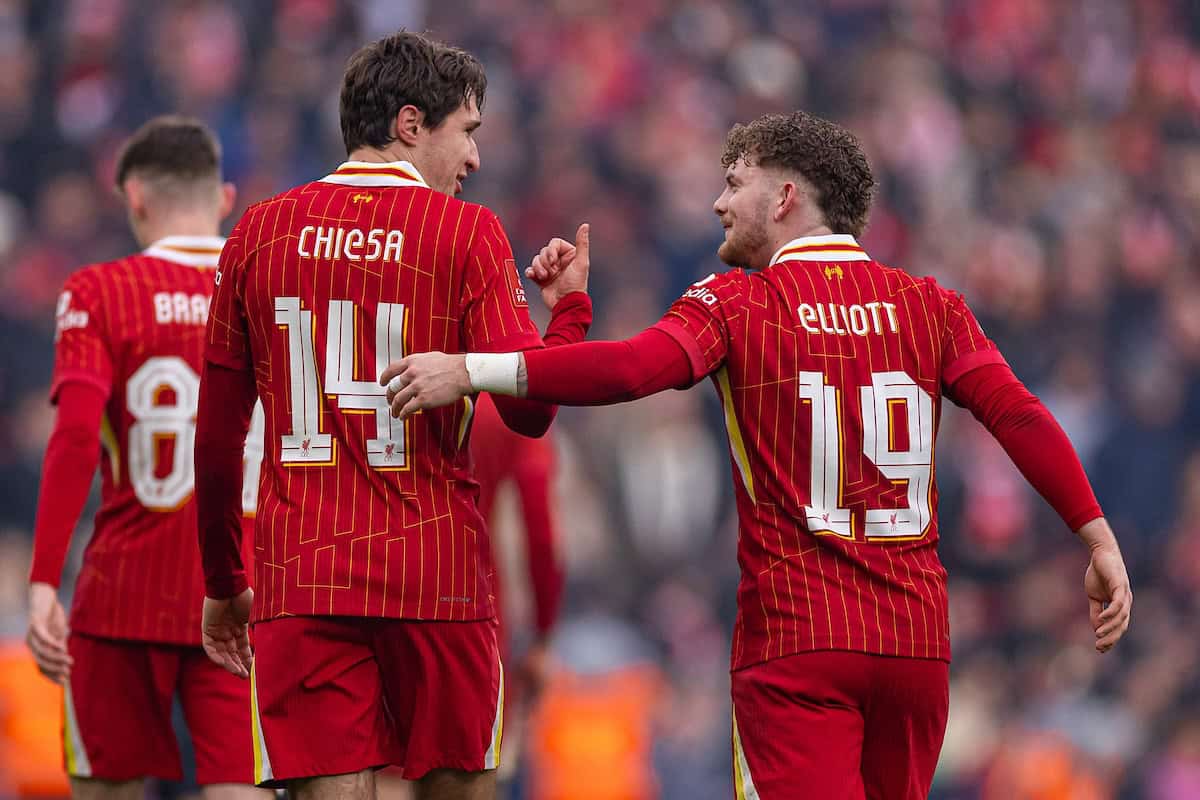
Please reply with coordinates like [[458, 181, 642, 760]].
[[114, 115, 221, 187], [340, 30, 487, 154], [722, 111, 876, 238]]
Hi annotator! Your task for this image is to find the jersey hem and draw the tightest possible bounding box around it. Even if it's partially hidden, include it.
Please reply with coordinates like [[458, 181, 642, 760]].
[[730, 642, 952, 673]]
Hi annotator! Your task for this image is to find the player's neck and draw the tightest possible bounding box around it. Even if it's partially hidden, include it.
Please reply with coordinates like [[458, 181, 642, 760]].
[[346, 144, 417, 166], [760, 223, 835, 268], [134, 215, 222, 249]]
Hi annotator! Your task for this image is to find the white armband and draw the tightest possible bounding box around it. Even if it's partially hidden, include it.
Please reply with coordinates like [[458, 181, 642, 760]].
[[464, 352, 521, 395]]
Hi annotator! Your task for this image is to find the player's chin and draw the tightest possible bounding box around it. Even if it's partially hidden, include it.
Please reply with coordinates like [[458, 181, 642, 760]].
[[716, 240, 741, 266]]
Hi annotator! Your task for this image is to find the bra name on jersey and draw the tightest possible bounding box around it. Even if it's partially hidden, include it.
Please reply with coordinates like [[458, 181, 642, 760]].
[[798, 301, 899, 337], [297, 225, 404, 263], [154, 292, 210, 325]]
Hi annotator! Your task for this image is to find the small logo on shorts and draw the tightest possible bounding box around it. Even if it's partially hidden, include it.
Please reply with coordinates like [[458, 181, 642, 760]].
[[439, 595, 472, 604]]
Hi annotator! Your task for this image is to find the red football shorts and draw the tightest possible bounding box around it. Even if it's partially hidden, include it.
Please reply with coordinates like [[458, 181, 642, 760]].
[[63, 633, 255, 785], [249, 616, 504, 786], [730, 650, 949, 800]]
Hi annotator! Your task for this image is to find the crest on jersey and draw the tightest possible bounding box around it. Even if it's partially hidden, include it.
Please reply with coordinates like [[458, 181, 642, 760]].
[[505, 258, 528, 307], [351, 193, 375, 204], [825, 265, 844, 279]]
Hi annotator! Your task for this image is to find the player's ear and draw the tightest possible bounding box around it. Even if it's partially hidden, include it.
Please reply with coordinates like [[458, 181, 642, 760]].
[[774, 180, 799, 222], [394, 105, 425, 146], [218, 182, 236, 221], [121, 176, 148, 221]]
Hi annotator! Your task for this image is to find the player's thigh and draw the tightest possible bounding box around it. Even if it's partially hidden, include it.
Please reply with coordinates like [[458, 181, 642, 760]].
[[375, 619, 503, 781], [68, 777, 144, 800], [251, 617, 400, 786], [177, 647, 263, 789], [289, 770, 376, 800], [860, 657, 949, 800], [730, 651, 870, 800], [65, 634, 182, 781], [376, 772, 416, 800], [414, 767, 496, 800], [201, 783, 275, 800]]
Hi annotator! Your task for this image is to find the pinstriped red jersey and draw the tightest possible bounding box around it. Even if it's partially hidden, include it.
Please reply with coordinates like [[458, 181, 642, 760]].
[[654, 234, 1005, 669], [48, 236, 257, 645], [206, 161, 543, 623]]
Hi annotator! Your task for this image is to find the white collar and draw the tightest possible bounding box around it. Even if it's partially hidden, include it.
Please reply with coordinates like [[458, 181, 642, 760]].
[[769, 234, 870, 265], [143, 235, 226, 268], [319, 160, 429, 188]]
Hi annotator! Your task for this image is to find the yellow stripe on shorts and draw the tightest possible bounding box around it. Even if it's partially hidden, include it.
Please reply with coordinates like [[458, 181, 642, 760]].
[[732, 711, 760, 800], [250, 662, 274, 784]]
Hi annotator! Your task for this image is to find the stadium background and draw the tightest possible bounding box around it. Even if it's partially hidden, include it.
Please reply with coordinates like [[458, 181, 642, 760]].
[[0, 0, 1197, 798]]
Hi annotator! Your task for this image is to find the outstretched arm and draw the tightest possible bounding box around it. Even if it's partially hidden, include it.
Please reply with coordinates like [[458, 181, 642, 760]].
[[488, 291, 593, 437], [382, 327, 694, 418], [950, 362, 1131, 652]]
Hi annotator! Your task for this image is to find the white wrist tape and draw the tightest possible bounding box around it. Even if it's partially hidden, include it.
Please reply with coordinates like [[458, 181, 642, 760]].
[[464, 352, 521, 395]]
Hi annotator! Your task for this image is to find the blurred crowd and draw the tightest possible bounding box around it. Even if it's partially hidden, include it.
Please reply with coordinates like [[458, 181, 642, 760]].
[[0, 0, 1197, 798]]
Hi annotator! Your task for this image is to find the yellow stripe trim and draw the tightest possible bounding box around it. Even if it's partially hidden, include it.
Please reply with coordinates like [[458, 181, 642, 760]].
[[717, 368, 756, 502], [156, 245, 223, 255], [62, 681, 90, 776], [732, 711, 760, 800], [99, 414, 120, 482], [494, 668, 505, 766], [457, 396, 475, 449], [62, 692, 77, 775], [729, 724, 739, 800], [250, 664, 264, 784]]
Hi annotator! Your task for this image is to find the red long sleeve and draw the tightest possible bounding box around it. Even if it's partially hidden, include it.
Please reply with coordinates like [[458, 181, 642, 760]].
[[490, 291, 593, 435], [29, 381, 109, 586], [522, 326, 695, 405], [195, 360, 257, 599], [511, 444, 563, 636], [949, 363, 1102, 531]]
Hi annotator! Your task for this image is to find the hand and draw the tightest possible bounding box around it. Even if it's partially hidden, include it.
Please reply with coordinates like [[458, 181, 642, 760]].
[[202, 588, 254, 678], [1076, 518, 1131, 653], [526, 223, 590, 310], [26, 582, 72, 684], [1085, 544, 1132, 653], [381, 352, 472, 420], [515, 639, 553, 705]]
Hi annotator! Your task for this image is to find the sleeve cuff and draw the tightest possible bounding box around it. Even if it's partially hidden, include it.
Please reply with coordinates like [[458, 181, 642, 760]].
[[28, 564, 61, 587], [650, 320, 708, 383], [205, 572, 249, 600], [1067, 506, 1104, 532], [550, 292, 592, 316]]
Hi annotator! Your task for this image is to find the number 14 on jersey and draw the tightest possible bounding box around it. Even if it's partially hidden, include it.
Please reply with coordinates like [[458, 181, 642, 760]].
[[274, 297, 408, 469]]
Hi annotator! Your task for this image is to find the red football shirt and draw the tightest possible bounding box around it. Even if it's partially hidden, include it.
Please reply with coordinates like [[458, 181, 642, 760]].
[[654, 234, 1006, 668], [45, 236, 258, 645], [205, 161, 545, 623]]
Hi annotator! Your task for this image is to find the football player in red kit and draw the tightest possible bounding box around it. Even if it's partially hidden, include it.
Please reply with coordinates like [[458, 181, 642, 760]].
[[382, 111, 1132, 800]]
